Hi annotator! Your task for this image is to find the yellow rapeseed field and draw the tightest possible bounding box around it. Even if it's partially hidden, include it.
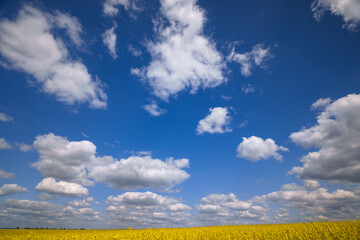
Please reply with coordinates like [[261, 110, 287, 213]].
[[0, 219, 359, 239]]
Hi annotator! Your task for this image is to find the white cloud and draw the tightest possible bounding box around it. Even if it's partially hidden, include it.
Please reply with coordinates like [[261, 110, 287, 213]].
[[143, 101, 166, 116], [103, 0, 142, 16], [35, 177, 89, 197], [196, 107, 232, 135], [0, 138, 11, 150], [32, 133, 96, 186], [52, 11, 84, 47], [252, 183, 360, 221], [37, 193, 52, 200], [311, 97, 332, 110], [132, 0, 226, 101], [0, 112, 13, 122], [102, 22, 118, 59], [32, 133, 190, 190], [227, 44, 272, 77], [17, 143, 33, 152], [0, 168, 15, 179], [0, 184, 27, 196], [290, 93, 360, 184], [236, 136, 289, 162], [89, 156, 190, 190], [68, 197, 94, 208], [105, 191, 191, 228], [128, 44, 142, 57], [0, 5, 107, 108], [196, 193, 267, 226], [311, 0, 360, 30], [242, 84, 255, 94]]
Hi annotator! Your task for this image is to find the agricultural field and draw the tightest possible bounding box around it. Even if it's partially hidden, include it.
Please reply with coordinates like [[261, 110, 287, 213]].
[[0, 220, 359, 239]]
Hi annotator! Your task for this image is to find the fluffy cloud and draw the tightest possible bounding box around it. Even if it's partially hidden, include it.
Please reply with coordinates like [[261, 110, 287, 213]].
[[311, 97, 332, 110], [0, 168, 15, 179], [143, 101, 166, 116], [0, 198, 100, 228], [31, 133, 190, 190], [311, 0, 360, 30], [227, 44, 272, 77], [132, 0, 226, 101], [103, 0, 142, 16], [196, 107, 232, 135], [68, 197, 94, 208], [290, 93, 360, 184], [35, 178, 89, 197], [196, 193, 267, 226], [89, 156, 190, 190], [0, 112, 13, 122], [252, 183, 360, 221], [105, 191, 191, 228], [32, 133, 96, 186], [17, 143, 33, 152], [0, 184, 27, 196], [236, 136, 288, 162], [0, 5, 107, 108], [102, 22, 118, 59], [0, 138, 11, 150], [52, 11, 84, 48]]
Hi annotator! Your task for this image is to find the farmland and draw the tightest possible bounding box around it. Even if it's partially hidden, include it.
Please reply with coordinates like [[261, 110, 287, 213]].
[[0, 219, 359, 239]]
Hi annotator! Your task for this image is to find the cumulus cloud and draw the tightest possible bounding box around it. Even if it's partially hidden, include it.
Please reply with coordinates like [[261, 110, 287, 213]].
[[0, 5, 107, 108], [242, 84, 255, 94], [32, 133, 96, 186], [31, 133, 190, 190], [102, 22, 118, 59], [105, 191, 191, 228], [132, 0, 226, 101], [0, 198, 100, 228], [128, 44, 142, 57], [196, 107, 232, 135], [0, 184, 27, 196], [196, 193, 267, 226], [252, 183, 360, 221], [143, 101, 166, 116], [35, 178, 89, 197], [0, 168, 15, 179], [227, 44, 272, 77], [290, 94, 360, 184], [236, 136, 288, 162], [311, 0, 360, 30], [68, 197, 94, 208], [89, 156, 190, 190], [0, 112, 13, 122], [0, 138, 11, 150]]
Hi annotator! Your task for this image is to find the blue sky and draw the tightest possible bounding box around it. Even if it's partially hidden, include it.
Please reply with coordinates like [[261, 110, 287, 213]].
[[0, 0, 360, 229]]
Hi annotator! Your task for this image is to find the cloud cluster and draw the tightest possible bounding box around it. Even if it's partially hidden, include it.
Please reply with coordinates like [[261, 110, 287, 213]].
[[132, 0, 226, 101], [236, 136, 288, 162], [311, 0, 360, 30], [103, 0, 142, 16], [31, 133, 190, 191], [290, 94, 360, 184], [227, 44, 272, 77], [196, 193, 267, 226], [0, 5, 107, 108], [252, 182, 360, 221], [105, 191, 191, 228], [196, 107, 232, 135]]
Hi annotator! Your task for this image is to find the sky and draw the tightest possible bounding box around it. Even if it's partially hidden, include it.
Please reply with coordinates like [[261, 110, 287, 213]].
[[0, 0, 360, 229]]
